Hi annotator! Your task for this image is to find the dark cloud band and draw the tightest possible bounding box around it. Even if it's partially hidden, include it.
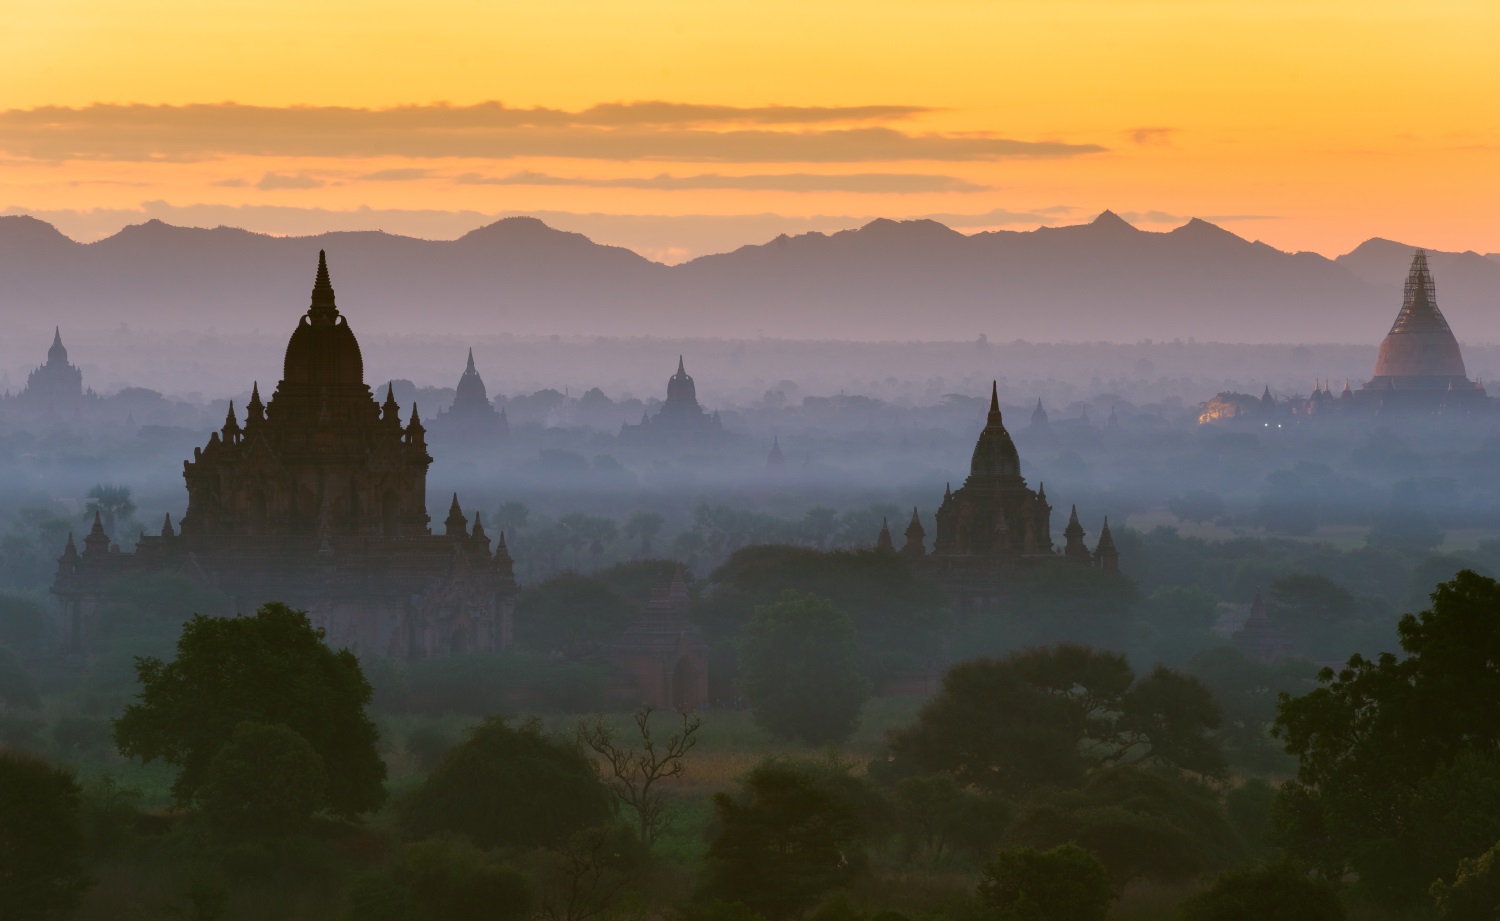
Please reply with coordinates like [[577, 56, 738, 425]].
[[0, 102, 1105, 164]]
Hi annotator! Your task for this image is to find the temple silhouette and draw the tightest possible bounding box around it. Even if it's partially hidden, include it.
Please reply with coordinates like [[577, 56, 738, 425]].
[[619, 356, 724, 443], [2, 328, 95, 415], [892, 383, 1118, 614], [1355, 250, 1487, 410], [431, 348, 509, 442], [52, 253, 516, 658]]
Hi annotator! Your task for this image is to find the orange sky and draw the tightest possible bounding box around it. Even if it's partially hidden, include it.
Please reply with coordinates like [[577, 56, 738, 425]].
[[3, 0, 1498, 260]]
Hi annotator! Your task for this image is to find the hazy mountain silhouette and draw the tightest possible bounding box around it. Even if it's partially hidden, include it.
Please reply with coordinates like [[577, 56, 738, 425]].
[[2, 211, 1494, 343]]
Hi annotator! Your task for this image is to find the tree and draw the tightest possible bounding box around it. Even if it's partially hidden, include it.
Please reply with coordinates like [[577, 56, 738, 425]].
[[85, 483, 137, 538], [702, 546, 948, 688], [578, 706, 700, 847], [889, 645, 1224, 795], [1432, 841, 1500, 921], [623, 511, 665, 557], [977, 844, 1115, 921], [1273, 570, 1500, 903], [113, 602, 386, 817], [0, 752, 90, 920], [401, 716, 613, 850], [346, 838, 533, 921], [1169, 490, 1226, 525], [738, 591, 870, 745], [513, 573, 634, 660], [196, 721, 328, 837], [1178, 863, 1345, 921], [701, 760, 878, 918], [0, 644, 40, 710], [1006, 767, 1243, 884]]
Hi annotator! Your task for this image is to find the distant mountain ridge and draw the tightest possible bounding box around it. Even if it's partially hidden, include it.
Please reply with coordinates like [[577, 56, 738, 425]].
[[1, 212, 1495, 344]]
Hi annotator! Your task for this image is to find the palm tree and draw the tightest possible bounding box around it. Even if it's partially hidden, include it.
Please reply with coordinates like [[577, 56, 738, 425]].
[[623, 511, 665, 558], [84, 484, 136, 537]]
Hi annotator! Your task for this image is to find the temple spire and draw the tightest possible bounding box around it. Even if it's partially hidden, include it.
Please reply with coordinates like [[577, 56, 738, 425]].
[[466, 348, 476, 373], [677, 355, 686, 375], [989, 380, 1000, 416], [309, 249, 338, 323]]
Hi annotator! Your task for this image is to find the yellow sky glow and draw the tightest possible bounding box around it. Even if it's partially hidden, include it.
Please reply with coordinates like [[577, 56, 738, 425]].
[[3, 0, 1498, 259]]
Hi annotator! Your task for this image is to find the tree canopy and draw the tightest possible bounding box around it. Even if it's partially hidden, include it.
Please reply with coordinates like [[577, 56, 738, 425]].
[[113, 602, 386, 817], [889, 645, 1225, 795], [400, 716, 613, 850], [737, 590, 870, 745], [0, 752, 90, 920], [1273, 570, 1500, 903]]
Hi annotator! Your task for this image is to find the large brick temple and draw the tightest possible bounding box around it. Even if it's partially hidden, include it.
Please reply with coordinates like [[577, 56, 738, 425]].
[[52, 252, 515, 659]]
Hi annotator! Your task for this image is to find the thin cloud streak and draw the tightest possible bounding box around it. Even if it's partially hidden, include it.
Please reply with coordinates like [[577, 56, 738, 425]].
[[453, 170, 990, 193], [0, 102, 1106, 164]]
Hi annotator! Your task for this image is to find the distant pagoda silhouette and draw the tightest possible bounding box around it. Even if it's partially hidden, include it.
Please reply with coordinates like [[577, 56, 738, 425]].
[[53, 252, 516, 659], [1357, 250, 1486, 410], [432, 348, 509, 442], [620, 355, 725, 444], [891, 382, 1119, 616]]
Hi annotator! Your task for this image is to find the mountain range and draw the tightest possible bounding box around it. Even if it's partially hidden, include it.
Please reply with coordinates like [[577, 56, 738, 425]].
[[1, 211, 1496, 344]]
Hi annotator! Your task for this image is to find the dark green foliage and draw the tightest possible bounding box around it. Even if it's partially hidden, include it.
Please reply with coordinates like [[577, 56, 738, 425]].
[[951, 562, 1140, 656], [1226, 779, 1277, 857], [197, 721, 328, 837], [891, 772, 1013, 864], [52, 716, 114, 760], [677, 900, 768, 921], [1432, 841, 1500, 921], [405, 724, 457, 772], [976, 844, 1115, 921], [1273, 570, 1500, 903], [1139, 586, 1220, 663], [0, 751, 90, 920], [1366, 478, 1445, 552], [1177, 863, 1345, 921], [513, 571, 634, 659], [1185, 646, 1312, 773], [889, 645, 1224, 796], [702, 545, 948, 688], [0, 643, 39, 709], [738, 590, 870, 745], [1007, 767, 1243, 884], [76, 776, 142, 858], [400, 716, 612, 850], [401, 838, 533, 921], [113, 602, 386, 817], [0, 593, 51, 655], [345, 838, 532, 921], [1169, 490, 1226, 525], [702, 759, 880, 918]]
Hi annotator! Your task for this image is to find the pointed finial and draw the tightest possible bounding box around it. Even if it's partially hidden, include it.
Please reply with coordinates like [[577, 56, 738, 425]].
[[466, 348, 476, 373], [410, 403, 422, 424], [449, 493, 461, 514], [309, 250, 338, 321], [677, 354, 686, 375], [990, 381, 1000, 414], [53, 326, 62, 347]]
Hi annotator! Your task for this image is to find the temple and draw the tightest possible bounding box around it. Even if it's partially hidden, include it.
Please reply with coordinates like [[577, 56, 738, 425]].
[[1356, 250, 1487, 410], [52, 252, 516, 659], [612, 566, 710, 710], [5, 328, 93, 412], [431, 349, 509, 442], [619, 356, 724, 443], [896, 383, 1118, 614]]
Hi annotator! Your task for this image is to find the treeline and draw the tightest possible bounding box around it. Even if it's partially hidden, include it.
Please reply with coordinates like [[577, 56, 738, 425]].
[[9, 570, 1500, 919]]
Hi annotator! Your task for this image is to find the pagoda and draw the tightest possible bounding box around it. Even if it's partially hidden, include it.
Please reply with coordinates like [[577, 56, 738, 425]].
[[53, 253, 516, 659]]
